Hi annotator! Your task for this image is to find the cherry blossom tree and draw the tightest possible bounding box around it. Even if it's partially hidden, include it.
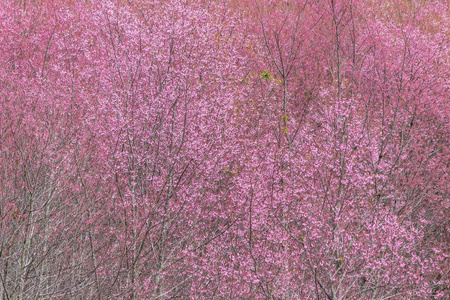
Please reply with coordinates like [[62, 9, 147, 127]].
[[0, 0, 448, 299]]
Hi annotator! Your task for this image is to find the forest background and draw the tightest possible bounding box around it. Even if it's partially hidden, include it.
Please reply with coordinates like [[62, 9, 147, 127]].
[[0, 0, 449, 299]]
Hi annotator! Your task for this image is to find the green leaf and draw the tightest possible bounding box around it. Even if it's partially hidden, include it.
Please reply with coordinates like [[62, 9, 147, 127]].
[[260, 70, 272, 79]]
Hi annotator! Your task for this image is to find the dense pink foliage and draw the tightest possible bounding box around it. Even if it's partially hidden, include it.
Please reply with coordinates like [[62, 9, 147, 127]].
[[0, 0, 448, 299]]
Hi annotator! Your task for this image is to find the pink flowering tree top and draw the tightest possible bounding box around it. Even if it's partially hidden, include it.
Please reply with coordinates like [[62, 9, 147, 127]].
[[0, 0, 448, 299]]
